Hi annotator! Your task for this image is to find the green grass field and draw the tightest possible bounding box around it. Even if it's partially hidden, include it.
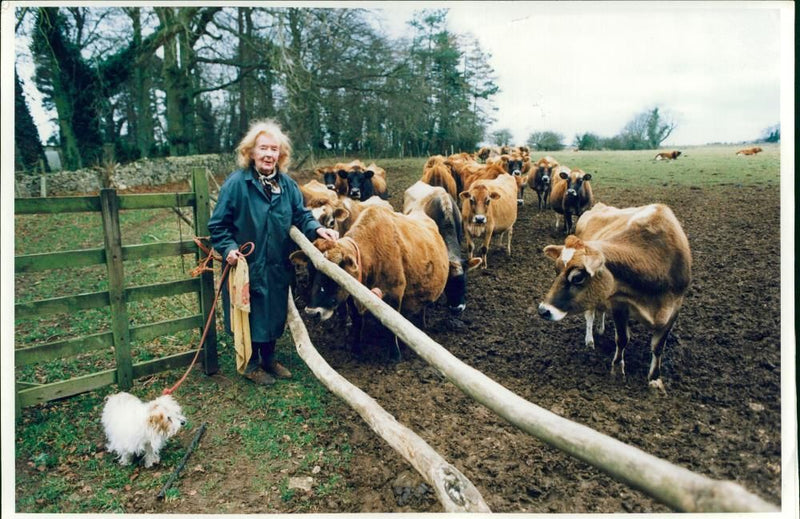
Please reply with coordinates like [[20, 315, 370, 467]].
[[13, 142, 781, 512]]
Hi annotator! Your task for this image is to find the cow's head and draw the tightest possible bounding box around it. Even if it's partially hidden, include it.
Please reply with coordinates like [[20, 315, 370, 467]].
[[538, 235, 613, 321], [504, 155, 525, 177], [535, 161, 553, 188], [673, 151, 682, 159], [444, 257, 483, 314], [316, 166, 339, 191], [289, 239, 358, 321], [560, 169, 592, 204], [339, 167, 374, 201], [306, 198, 336, 229], [460, 184, 500, 226]]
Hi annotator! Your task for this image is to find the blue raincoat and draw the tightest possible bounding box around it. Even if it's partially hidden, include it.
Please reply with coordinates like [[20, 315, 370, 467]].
[[208, 167, 321, 342]]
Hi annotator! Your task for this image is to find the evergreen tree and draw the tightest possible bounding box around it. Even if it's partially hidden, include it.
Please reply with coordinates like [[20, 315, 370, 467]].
[[15, 68, 46, 172]]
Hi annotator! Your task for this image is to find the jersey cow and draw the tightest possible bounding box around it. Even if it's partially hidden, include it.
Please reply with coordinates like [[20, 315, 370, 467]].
[[421, 155, 462, 202], [537, 202, 692, 391], [316, 160, 363, 195], [654, 150, 682, 160], [290, 206, 449, 360], [404, 181, 482, 314], [494, 152, 530, 205], [310, 195, 392, 235], [338, 161, 389, 201], [527, 156, 559, 210], [736, 147, 763, 156], [460, 173, 518, 269], [549, 167, 593, 234]]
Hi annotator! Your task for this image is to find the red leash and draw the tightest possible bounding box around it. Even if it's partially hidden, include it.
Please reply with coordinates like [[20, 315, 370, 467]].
[[162, 240, 254, 396]]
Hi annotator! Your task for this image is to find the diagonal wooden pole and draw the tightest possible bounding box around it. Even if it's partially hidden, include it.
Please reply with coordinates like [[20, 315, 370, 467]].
[[286, 289, 490, 513]]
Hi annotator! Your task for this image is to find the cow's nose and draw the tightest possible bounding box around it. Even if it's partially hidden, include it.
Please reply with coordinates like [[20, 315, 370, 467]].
[[517, 199, 524, 206], [567, 189, 577, 196], [512, 169, 521, 176], [474, 215, 486, 224], [538, 304, 551, 319]]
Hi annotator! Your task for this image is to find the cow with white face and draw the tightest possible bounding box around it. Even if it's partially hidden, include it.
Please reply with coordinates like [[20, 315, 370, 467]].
[[537, 202, 692, 392]]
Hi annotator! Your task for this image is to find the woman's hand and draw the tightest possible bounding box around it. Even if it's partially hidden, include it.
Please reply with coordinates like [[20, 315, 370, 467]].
[[226, 249, 244, 265], [316, 227, 339, 241]]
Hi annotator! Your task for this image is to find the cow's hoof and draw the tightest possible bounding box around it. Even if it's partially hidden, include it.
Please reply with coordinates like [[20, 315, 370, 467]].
[[585, 338, 595, 349], [648, 378, 667, 395]]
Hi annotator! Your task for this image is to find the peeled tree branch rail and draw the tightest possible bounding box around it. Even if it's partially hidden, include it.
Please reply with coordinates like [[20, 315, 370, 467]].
[[286, 290, 490, 513], [288, 226, 778, 513]]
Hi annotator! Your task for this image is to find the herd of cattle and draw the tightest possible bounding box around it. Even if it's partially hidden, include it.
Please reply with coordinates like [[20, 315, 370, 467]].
[[290, 144, 760, 390]]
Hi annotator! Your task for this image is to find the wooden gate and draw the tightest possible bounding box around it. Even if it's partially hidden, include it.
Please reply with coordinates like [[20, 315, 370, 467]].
[[14, 168, 218, 416]]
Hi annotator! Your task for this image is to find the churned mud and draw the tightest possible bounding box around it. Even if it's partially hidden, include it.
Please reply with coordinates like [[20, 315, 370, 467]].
[[291, 182, 782, 512]]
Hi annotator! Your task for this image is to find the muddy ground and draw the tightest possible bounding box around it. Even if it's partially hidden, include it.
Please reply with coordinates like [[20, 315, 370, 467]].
[[31, 173, 780, 513], [284, 180, 783, 512]]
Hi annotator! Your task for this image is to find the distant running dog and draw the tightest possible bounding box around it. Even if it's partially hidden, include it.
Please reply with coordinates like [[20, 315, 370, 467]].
[[654, 150, 681, 160], [102, 392, 186, 467]]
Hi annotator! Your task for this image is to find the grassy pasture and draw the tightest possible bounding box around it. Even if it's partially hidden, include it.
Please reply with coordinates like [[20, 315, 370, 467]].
[[13, 142, 781, 512]]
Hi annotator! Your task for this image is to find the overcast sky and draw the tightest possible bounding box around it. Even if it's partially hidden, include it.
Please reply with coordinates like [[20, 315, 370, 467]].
[[377, 1, 790, 146], [10, 1, 792, 147]]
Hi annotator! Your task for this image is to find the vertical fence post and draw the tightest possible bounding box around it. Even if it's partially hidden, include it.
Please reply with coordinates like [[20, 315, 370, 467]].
[[100, 188, 133, 389], [192, 168, 218, 375]]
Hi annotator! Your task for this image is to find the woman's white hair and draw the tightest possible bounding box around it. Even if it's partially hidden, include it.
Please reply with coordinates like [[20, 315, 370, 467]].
[[235, 119, 292, 171]]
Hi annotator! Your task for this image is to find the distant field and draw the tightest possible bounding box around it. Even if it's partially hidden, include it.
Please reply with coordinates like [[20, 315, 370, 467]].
[[304, 143, 781, 191], [540, 144, 780, 188]]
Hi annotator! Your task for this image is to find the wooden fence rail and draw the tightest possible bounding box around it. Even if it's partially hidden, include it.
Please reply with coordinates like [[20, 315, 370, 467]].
[[286, 289, 491, 512], [14, 168, 218, 415], [288, 226, 779, 513]]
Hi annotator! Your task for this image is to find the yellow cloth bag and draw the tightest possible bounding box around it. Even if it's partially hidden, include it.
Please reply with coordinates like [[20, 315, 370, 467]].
[[228, 256, 252, 374]]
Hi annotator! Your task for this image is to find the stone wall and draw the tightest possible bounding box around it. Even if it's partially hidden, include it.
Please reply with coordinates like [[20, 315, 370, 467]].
[[14, 154, 237, 197]]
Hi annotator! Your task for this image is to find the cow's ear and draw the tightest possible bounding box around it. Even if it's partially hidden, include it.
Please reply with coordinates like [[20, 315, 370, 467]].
[[583, 251, 604, 276], [338, 170, 348, 178], [582, 173, 592, 181], [543, 245, 563, 261], [289, 250, 309, 266], [459, 191, 470, 200], [559, 171, 569, 180], [364, 170, 375, 179], [466, 257, 483, 271], [332, 207, 350, 222]]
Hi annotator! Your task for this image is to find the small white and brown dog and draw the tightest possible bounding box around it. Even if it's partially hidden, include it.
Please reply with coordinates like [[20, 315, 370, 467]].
[[101, 392, 186, 468]]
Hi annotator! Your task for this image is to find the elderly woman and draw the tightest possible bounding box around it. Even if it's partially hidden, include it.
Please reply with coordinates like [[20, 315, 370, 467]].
[[209, 119, 338, 386]]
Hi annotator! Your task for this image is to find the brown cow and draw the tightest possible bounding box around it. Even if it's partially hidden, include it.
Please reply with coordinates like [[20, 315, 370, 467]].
[[460, 173, 518, 269], [338, 161, 389, 201], [290, 205, 449, 360], [421, 156, 460, 202], [527, 156, 559, 210], [736, 146, 763, 156], [310, 195, 392, 235], [549, 167, 593, 234], [476, 146, 501, 162], [495, 152, 530, 205], [654, 150, 682, 160], [316, 160, 363, 195], [404, 181, 481, 314], [300, 179, 338, 207], [538, 202, 692, 391]]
